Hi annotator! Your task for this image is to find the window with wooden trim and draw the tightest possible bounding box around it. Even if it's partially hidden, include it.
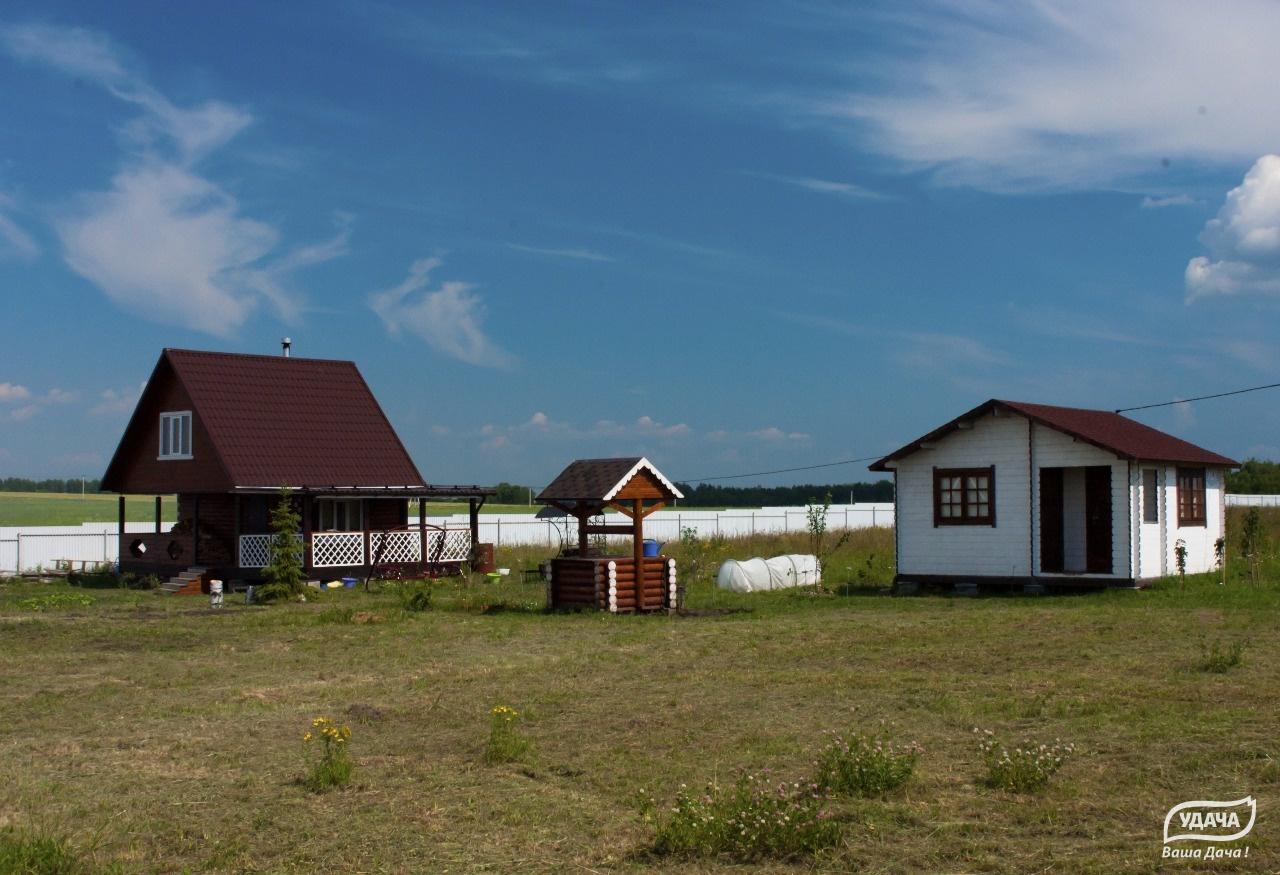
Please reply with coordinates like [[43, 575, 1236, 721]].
[[933, 466, 995, 526], [1177, 467, 1206, 526], [158, 411, 192, 460], [1142, 468, 1159, 524]]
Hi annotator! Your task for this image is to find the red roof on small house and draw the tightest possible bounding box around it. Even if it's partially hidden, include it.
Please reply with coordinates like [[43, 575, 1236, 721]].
[[102, 349, 425, 491], [869, 399, 1239, 471]]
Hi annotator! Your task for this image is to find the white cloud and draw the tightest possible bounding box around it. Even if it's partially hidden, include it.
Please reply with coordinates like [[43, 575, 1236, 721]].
[[744, 171, 884, 201], [811, 1, 1280, 190], [0, 194, 38, 259], [0, 382, 31, 402], [1186, 155, 1280, 301], [9, 404, 39, 422], [1, 22, 345, 334], [90, 382, 144, 416], [44, 388, 76, 403], [369, 257, 513, 368], [1141, 194, 1196, 209], [507, 243, 614, 262], [748, 427, 811, 442]]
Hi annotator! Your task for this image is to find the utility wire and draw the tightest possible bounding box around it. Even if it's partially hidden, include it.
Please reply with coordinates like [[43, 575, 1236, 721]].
[[680, 455, 884, 484], [1115, 380, 1280, 413], [685, 379, 1278, 484]]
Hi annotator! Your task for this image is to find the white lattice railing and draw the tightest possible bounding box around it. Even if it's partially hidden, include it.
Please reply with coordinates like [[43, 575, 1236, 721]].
[[427, 529, 472, 562], [369, 530, 422, 564], [311, 532, 365, 568], [238, 533, 303, 568]]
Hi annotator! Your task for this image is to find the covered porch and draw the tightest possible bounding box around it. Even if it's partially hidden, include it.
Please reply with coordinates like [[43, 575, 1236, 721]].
[[118, 485, 496, 582]]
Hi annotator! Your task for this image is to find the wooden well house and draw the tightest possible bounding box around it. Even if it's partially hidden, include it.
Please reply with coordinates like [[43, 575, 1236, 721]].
[[537, 457, 681, 612]]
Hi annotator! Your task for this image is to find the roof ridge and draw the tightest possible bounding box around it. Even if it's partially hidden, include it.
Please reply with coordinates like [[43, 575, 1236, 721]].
[[164, 347, 356, 365]]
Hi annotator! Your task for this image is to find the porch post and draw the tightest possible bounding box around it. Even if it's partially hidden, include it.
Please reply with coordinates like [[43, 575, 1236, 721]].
[[468, 497, 480, 548], [418, 497, 427, 571], [233, 494, 241, 570], [118, 495, 126, 568], [361, 498, 370, 575], [154, 496, 162, 534], [192, 494, 201, 565], [577, 509, 589, 556], [633, 499, 644, 608], [301, 494, 312, 574]]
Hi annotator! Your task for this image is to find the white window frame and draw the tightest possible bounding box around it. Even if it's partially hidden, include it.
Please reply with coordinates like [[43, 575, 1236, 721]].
[[158, 411, 193, 460], [318, 498, 363, 532]]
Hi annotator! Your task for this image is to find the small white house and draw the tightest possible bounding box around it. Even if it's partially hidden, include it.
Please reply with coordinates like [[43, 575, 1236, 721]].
[[870, 400, 1238, 589]]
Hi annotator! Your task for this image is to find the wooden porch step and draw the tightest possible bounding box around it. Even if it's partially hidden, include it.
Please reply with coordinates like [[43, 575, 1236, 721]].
[[160, 566, 208, 595]]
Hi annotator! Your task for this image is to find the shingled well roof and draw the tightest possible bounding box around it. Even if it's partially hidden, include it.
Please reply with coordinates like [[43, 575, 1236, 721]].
[[869, 399, 1239, 471], [537, 457, 683, 502]]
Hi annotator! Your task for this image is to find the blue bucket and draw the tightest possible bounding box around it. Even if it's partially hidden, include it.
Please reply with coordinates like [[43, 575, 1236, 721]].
[[642, 539, 660, 557], [342, 577, 358, 589]]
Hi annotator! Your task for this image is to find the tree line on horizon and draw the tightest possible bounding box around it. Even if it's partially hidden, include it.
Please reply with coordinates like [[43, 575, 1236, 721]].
[[5, 460, 1280, 500]]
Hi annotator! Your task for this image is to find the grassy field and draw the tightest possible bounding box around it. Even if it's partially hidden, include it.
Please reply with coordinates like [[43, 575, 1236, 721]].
[[0, 492, 572, 527], [1, 519, 1276, 872]]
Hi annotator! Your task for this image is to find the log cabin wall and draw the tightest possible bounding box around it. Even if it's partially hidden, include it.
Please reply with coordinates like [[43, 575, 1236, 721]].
[[549, 556, 677, 612]]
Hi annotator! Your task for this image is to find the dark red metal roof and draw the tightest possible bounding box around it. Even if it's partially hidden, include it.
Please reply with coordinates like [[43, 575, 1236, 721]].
[[870, 399, 1239, 471], [106, 349, 425, 489]]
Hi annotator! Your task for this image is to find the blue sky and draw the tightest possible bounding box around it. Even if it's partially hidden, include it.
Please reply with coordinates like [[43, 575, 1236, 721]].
[[3, 1, 1280, 488]]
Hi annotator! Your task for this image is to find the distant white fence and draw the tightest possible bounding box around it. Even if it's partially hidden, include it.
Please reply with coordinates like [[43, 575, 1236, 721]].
[[0, 504, 894, 573], [414, 503, 895, 550], [1226, 494, 1280, 507]]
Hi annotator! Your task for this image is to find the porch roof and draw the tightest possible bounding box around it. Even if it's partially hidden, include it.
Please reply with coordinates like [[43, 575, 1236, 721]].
[[229, 484, 496, 498]]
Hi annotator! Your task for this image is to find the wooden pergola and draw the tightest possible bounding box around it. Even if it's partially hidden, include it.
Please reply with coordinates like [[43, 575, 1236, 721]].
[[536, 457, 683, 612]]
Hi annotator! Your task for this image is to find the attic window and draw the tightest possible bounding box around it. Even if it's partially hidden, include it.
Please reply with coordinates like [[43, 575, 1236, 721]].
[[159, 411, 192, 460], [934, 467, 995, 526]]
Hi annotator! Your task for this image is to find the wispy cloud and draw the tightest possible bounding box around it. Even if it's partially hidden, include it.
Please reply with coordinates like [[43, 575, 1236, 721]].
[[369, 257, 513, 368], [0, 382, 31, 403], [802, 0, 1280, 191], [1141, 194, 1196, 209], [0, 382, 77, 422], [0, 22, 347, 335], [1186, 154, 1280, 301], [507, 243, 614, 262], [744, 171, 885, 201], [0, 193, 39, 259], [90, 382, 145, 416]]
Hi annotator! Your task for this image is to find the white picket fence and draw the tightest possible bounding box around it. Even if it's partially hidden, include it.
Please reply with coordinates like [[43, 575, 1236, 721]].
[[0, 503, 894, 574]]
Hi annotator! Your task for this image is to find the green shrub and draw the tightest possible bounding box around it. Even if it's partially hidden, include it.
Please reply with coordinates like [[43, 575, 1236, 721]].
[[646, 771, 840, 861], [302, 716, 353, 792], [397, 580, 434, 613], [1198, 639, 1246, 673], [17, 592, 94, 612], [0, 826, 121, 874], [317, 607, 355, 625], [814, 731, 921, 797], [975, 728, 1074, 793], [483, 705, 530, 764]]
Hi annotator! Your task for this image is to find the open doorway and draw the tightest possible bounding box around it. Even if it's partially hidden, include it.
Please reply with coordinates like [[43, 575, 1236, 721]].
[[1039, 466, 1112, 574]]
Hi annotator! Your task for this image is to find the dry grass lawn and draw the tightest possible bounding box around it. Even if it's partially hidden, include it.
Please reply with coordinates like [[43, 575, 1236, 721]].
[[1, 525, 1277, 873]]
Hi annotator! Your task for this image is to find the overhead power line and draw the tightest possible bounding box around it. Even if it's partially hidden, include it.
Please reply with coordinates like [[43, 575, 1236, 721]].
[[1115, 380, 1280, 413], [683, 379, 1277, 485], [680, 455, 884, 484]]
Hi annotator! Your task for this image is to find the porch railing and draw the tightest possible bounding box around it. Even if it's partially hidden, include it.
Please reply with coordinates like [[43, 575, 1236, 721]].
[[239, 529, 472, 569]]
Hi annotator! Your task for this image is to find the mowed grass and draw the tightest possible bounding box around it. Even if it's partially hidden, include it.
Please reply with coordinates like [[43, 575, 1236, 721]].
[[0, 493, 177, 527], [1, 523, 1277, 873], [0, 492, 565, 526]]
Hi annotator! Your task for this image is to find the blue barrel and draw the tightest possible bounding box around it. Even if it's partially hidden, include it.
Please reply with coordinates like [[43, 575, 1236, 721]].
[[642, 539, 660, 557], [342, 576, 358, 588]]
